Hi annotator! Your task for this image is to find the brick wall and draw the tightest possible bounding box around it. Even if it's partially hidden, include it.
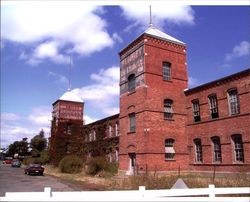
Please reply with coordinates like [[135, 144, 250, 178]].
[[119, 34, 189, 173], [185, 69, 250, 172]]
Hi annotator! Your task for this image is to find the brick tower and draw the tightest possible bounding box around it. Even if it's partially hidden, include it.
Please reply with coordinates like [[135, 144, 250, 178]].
[[118, 25, 189, 175], [49, 90, 84, 165]]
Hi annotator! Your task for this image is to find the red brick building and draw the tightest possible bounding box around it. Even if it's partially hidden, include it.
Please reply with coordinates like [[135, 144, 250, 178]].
[[49, 25, 250, 174], [185, 69, 250, 173]]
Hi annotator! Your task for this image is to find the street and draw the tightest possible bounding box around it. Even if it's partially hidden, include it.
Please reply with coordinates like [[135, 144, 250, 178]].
[[0, 163, 75, 196]]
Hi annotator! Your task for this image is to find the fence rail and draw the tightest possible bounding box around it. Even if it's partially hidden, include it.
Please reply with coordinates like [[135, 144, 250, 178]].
[[1, 185, 250, 201]]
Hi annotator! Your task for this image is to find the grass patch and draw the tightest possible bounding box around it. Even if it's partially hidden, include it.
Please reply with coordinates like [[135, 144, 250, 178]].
[[44, 165, 250, 191]]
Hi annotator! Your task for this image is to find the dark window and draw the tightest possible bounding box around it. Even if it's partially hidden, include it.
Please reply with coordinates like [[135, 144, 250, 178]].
[[228, 89, 240, 115], [163, 62, 171, 80], [209, 95, 219, 119], [232, 134, 244, 162], [192, 100, 201, 122], [128, 74, 136, 92], [165, 139, 175, 160], [211, 136, 222, 163], [129, 113, 136, 132], [164, 99, 173, 119], [194, 138, 203, 163]]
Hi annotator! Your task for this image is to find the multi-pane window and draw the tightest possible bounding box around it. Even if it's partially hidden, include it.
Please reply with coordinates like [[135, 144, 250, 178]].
[[115, 122, 119, 136], [129, 113, 136, 132], [232, 134, 244, 162], [192, 100, 201, 122], [128, 74, 136, 92], [209, 95, 219, 119], [164, 99, 173, 119], [194, 138, 203, 163], [165, 139, 175, 160], [163, 62, 171, 80], [211, 136, 222, 163], [108, 125, 112, 137], [228, 89, 240, 115]]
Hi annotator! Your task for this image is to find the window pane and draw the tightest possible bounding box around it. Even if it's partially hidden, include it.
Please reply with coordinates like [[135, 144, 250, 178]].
[[232, 135, 244, 162], [128, 74, 136, 92], [192, 101, 201, 122], [194, 139, 203, 162], [228, 90, 240, 115], [209, 95, 219, 119], [212, 137, 222, 162], [129, 113, 136, 132], [165, 139, 175, 160], [163, 62, 171, 80], [164, 99, 173, 119]]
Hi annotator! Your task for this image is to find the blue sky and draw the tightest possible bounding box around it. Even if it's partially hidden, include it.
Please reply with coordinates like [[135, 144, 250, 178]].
[[1, 2, 250, 148]]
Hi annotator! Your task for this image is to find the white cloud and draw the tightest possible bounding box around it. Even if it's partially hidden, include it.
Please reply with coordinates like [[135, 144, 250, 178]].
[[225, 41, 250, 61], [0, 107, 51, 148], [27, 106, 52, 126], [84, 115, 97, 125], [1, 113, 20, 121], [120, 5, 194, 31], [72, 66, 119, 117], [1, 3, 117, 65]]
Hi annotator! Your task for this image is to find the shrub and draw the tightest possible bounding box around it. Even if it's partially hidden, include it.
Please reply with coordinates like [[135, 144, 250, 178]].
[[39, 150, 50, 164], [86, 156, 118, 176], [59, 155, 83, 174]]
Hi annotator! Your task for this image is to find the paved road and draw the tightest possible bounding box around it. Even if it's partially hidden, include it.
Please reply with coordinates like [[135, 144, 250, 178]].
[[0, 163, 75, 196]]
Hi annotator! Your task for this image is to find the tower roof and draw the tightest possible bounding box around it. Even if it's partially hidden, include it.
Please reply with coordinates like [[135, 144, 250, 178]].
[[144, 26, 185, 45], [58, 90, 83, 103]]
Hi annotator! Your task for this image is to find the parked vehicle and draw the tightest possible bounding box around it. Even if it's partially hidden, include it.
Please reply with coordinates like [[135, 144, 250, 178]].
[[11, 159, 21, 167], [24, 164, 44, 175], [3, 157, 13, 164]]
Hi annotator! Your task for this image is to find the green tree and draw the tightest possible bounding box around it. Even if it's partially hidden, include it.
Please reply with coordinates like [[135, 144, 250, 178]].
[[30, 130, 47, 157], [6, 138, 29, 157]]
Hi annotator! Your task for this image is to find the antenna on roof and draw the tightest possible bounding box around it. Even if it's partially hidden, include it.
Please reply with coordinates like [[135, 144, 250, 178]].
[[149, 5, 153, 27], [68, 51, 72, 91]]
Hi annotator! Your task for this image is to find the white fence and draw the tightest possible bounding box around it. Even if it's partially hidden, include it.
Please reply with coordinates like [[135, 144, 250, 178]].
[[1, 185, 250, 202]]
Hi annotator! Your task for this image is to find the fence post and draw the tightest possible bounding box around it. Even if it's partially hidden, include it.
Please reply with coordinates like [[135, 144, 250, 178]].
[[208, 184, 215, 198], [44, 187, 52, 197], [139, 186, 145, 198]]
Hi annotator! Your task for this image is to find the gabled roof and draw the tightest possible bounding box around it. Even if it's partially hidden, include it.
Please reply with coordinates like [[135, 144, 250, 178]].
[[119, 25, 185, 55], [144, 26, 185, 45], [58, 90, 83, 103]]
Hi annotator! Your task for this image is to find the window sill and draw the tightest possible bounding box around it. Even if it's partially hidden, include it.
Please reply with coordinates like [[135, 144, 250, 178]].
[[127, 90, 136, 96], [165, 159, 176, 161], [164, 118, 174, 121], [233, 161, 244, 164], [127, 131, 136, 135], [162, 79, 173, 83]]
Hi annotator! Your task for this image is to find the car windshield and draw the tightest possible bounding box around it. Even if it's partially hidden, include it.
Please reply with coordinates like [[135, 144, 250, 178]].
[[30, 164, 41, 167]]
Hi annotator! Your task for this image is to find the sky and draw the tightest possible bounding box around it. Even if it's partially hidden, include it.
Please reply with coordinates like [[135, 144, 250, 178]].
[[1, 1, 250, 149]]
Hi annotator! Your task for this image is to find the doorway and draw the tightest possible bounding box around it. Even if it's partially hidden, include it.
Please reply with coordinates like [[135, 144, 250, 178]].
[[128, 153, 136, 175]]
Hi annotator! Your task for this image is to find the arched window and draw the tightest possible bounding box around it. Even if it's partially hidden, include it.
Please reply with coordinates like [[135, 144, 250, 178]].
[[231, 134, 244, 162], [227, 89, 240, 115], [164, 99, 173, 119], [208, 94, 219, 119], [211, 136, 222, 163], [194, 138, 203, 163], [165, 139, 175, 160], [192, 100, 201, 122], [129, 113, 136, 132], [128, 74, 136, 92], [163, 62, 171, 80]]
